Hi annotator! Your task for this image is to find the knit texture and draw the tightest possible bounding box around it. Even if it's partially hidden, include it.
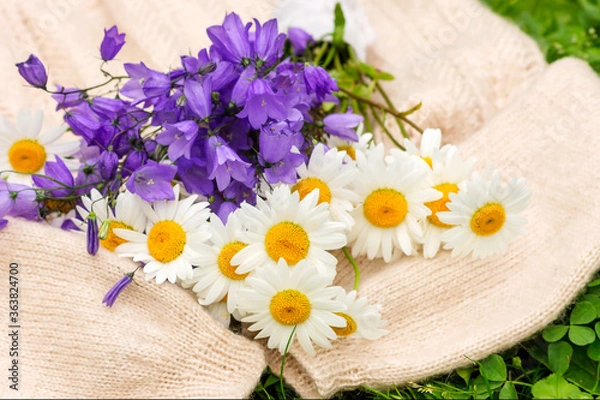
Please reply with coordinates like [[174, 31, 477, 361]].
[[0, 219, 267, 399], [0, 0, 599, 399]]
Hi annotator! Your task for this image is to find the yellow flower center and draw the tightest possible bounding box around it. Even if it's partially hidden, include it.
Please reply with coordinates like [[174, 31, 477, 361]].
[[147, 220, 186, 263], [470, 203, 506, 236], [291, 177, 332, 204], [425, 183, 459, 228], [422, 156, 433, 168], [43, 198, 77, 214], [363, 188, 408, 228], [8, 139, 47, 173], [269, 289, 311, 325], [337, 145, 356, 161], [332, 312, 358, 337], [218, 241, 250, 280], [101, 220, 133, 252], [264, 222, 309, 265]]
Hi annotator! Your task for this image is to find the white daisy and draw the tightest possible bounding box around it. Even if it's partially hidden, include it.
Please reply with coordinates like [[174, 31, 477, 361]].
[[421, 147, 476, 258], [291, 143, 359, 231], [326, 123, 373, 163], [332, 289, 388, 340], [206, 300, 231, 329], [239, 259, 346, 356], [231, 185, 346, 277], [349, 143, 441, 262], [114, 185, 212, 284], [395, 128, 448, 169], [0, 108, 79, 183], [438, 170, 531, 258], [75, 189, 147, 252], [181, 212, 251, 314]]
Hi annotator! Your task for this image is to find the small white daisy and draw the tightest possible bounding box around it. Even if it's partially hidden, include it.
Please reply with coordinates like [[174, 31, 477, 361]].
[[231, 185, 346, 277], [181, 212, 251, 314], [0, 108, 79, 183], [397, 128, 448, 169], [76, 189, 147, 252], [239, 258, 346, 356], [438, 170, 531, 258], [114, 185, 212, 284], [291, 143, 359, 231], [332, 289, 388, 340], [421, 147, 476, 258], [349, 143, 441, 262]]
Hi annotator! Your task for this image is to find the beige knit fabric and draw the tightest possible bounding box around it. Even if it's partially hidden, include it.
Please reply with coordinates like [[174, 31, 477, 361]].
[[0, 0, 599, 399], [0, 219, 267, 399]]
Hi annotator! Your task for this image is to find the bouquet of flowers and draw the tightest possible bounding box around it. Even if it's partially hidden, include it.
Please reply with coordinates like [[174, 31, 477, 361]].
[[0, 1, 539, 397]]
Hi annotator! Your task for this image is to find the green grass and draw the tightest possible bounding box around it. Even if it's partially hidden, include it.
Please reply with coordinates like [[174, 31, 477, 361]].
[[251, 2, 600, 398]]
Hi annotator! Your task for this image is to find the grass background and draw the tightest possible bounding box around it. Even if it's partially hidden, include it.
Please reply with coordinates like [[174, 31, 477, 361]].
[[251, 1, 600, 398]]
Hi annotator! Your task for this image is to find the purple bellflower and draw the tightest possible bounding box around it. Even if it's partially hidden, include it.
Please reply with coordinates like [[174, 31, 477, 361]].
[[32, 156, 75, 198], [15, 54, 48, 89], [0, 181, 38, 221], [252, 18, 286, 67], [237, 79, 287, 129], [183, 79, 212, 119], [323, 111, 363, 142], [156, 120, 199, 161], [100, 25, 126, 61], [205, 136, 252, 191], [125, 161, 177, 202], [287, 27, 313, 55], [303, 65, 338, 101], [103, 271, 135, 307], [207, 12, 253, 65]]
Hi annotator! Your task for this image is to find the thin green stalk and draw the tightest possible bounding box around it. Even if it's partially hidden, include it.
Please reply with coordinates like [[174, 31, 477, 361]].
[[342, 246, 360, 291], [339, 87, 423, 134], [280, 325, 297, 399], [375, 81, 407, 138], [369, 105, 405, 150]]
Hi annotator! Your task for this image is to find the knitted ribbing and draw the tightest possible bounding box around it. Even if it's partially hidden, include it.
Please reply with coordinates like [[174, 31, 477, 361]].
[[0, 219, 267, 398]]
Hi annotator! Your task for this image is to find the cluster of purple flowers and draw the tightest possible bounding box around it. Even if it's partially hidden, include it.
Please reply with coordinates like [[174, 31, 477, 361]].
[[15, 13, 362, 223]]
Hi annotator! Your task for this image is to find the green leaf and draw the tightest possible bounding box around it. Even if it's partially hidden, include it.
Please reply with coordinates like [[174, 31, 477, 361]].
[[332, 3, 346, 48], [564, 345, 600, 394], [587, 278, 600, 287], [548, 341, 573, 375], [543, 325, 569, 342], [499, 381, 518, 400], [357, 62, 395, 81], [569, 325, 597, 346], [456, 365, 473, 386], [479, 354, 507, 382], [531, 373, 584, 399], [263, 374, 279, 388], [570, 301, 597, 325], [595, 321, 600, 338], [579, 294, 600, 318], [586, 340, 600, 361]]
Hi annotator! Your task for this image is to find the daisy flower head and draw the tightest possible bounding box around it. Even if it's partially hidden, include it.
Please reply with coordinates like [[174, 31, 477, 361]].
[[239, 258, 346, 356], [326, 122, 373, 163], [349, 144, 441, 262], [398, 128, 448, 169], [291, 143, 359, 231], [181, 211, 251, 314], [76, 189, 148, 252], [438, 170, 531, 258], [114, 185, 212, 284], [0, 108, 79, 183], [421, 147, 476, 258], [231, 185, 346, 277], [332, 289, 388, 340]]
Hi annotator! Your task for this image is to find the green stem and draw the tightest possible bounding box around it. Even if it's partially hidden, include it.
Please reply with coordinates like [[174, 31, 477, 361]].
[[280, 325, 297, 399], [375, 81, 407, 138], [339, 87, 423, 134], [369, 105, 405, 150], [313, 42, 329, 65], [342, 246, 360, 291]]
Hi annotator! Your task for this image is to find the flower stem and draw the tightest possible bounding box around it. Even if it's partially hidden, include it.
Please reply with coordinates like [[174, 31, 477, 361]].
[[342, 246, 360, 291], [280, 325, 297, 399], [338, 87, 423, 134], [369, 105, 405, 150]]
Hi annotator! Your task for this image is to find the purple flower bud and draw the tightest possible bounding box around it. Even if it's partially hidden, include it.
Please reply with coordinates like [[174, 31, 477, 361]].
[[100, 25, 126, 61], [103, 272, 135, 307], [15, 54, 48, 89], [87, 213, 99, 255], [288, 27, 313, 55], [323, 111, 363, 142], [98, 151, 119, 180]]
